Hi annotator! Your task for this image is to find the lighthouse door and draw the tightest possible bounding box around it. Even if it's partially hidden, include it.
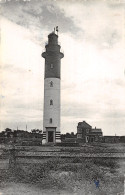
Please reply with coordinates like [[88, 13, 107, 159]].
[[48, 131, 54, 142]]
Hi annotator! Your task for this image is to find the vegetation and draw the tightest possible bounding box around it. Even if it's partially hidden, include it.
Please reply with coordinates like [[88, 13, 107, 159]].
[[0, 143, 125, 194], [61, 132, 77, 141], [0, 156, 124, 195]]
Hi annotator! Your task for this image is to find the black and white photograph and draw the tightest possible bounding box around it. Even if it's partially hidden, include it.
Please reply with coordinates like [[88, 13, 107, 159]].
[[0, 0, 125, 194]]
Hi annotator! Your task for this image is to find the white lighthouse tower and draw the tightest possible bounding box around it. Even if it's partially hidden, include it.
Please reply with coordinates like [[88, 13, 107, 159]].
[[42, 28, 64, 144]]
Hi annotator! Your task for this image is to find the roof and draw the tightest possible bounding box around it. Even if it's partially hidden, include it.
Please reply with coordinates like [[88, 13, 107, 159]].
[[48, 31, 58, 37], [78, 121, 92, 128], [91, 129, 102, 133]]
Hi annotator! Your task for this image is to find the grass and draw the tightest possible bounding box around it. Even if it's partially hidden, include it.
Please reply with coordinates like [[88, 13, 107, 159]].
[[0, 143, 125, 194], [0, 157, 124, 194]]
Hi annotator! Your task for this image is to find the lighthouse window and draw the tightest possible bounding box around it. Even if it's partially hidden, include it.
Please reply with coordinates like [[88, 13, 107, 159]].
[[50, 81, 53, 87], [50, 99, 53, 105], [50, 118, 52, 123], [50, 64, 53, 68]]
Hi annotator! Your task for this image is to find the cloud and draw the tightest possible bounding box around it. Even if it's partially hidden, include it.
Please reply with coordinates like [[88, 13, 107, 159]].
[[1, 0, 124, 48], [62, 78, 125, 124], [57, 0, 124, 48], [104, 110, 125, 119], [0, 0, 81, 44]]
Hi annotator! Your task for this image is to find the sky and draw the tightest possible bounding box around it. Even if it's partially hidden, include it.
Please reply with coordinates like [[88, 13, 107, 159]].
[[0, 0, 125, 135]]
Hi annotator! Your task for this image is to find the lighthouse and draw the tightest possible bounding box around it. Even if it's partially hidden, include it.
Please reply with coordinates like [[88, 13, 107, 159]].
[[42, 28, 64, 144]]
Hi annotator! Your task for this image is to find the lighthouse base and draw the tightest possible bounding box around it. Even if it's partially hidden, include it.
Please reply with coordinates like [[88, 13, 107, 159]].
[[42, 130, 61, 145]]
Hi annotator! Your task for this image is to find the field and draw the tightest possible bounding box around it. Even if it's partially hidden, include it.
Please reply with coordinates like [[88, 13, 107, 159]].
[[0, 143, 125, 195]]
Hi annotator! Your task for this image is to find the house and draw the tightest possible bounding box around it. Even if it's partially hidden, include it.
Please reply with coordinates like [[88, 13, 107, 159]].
[[77, 121, 103, 143]]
